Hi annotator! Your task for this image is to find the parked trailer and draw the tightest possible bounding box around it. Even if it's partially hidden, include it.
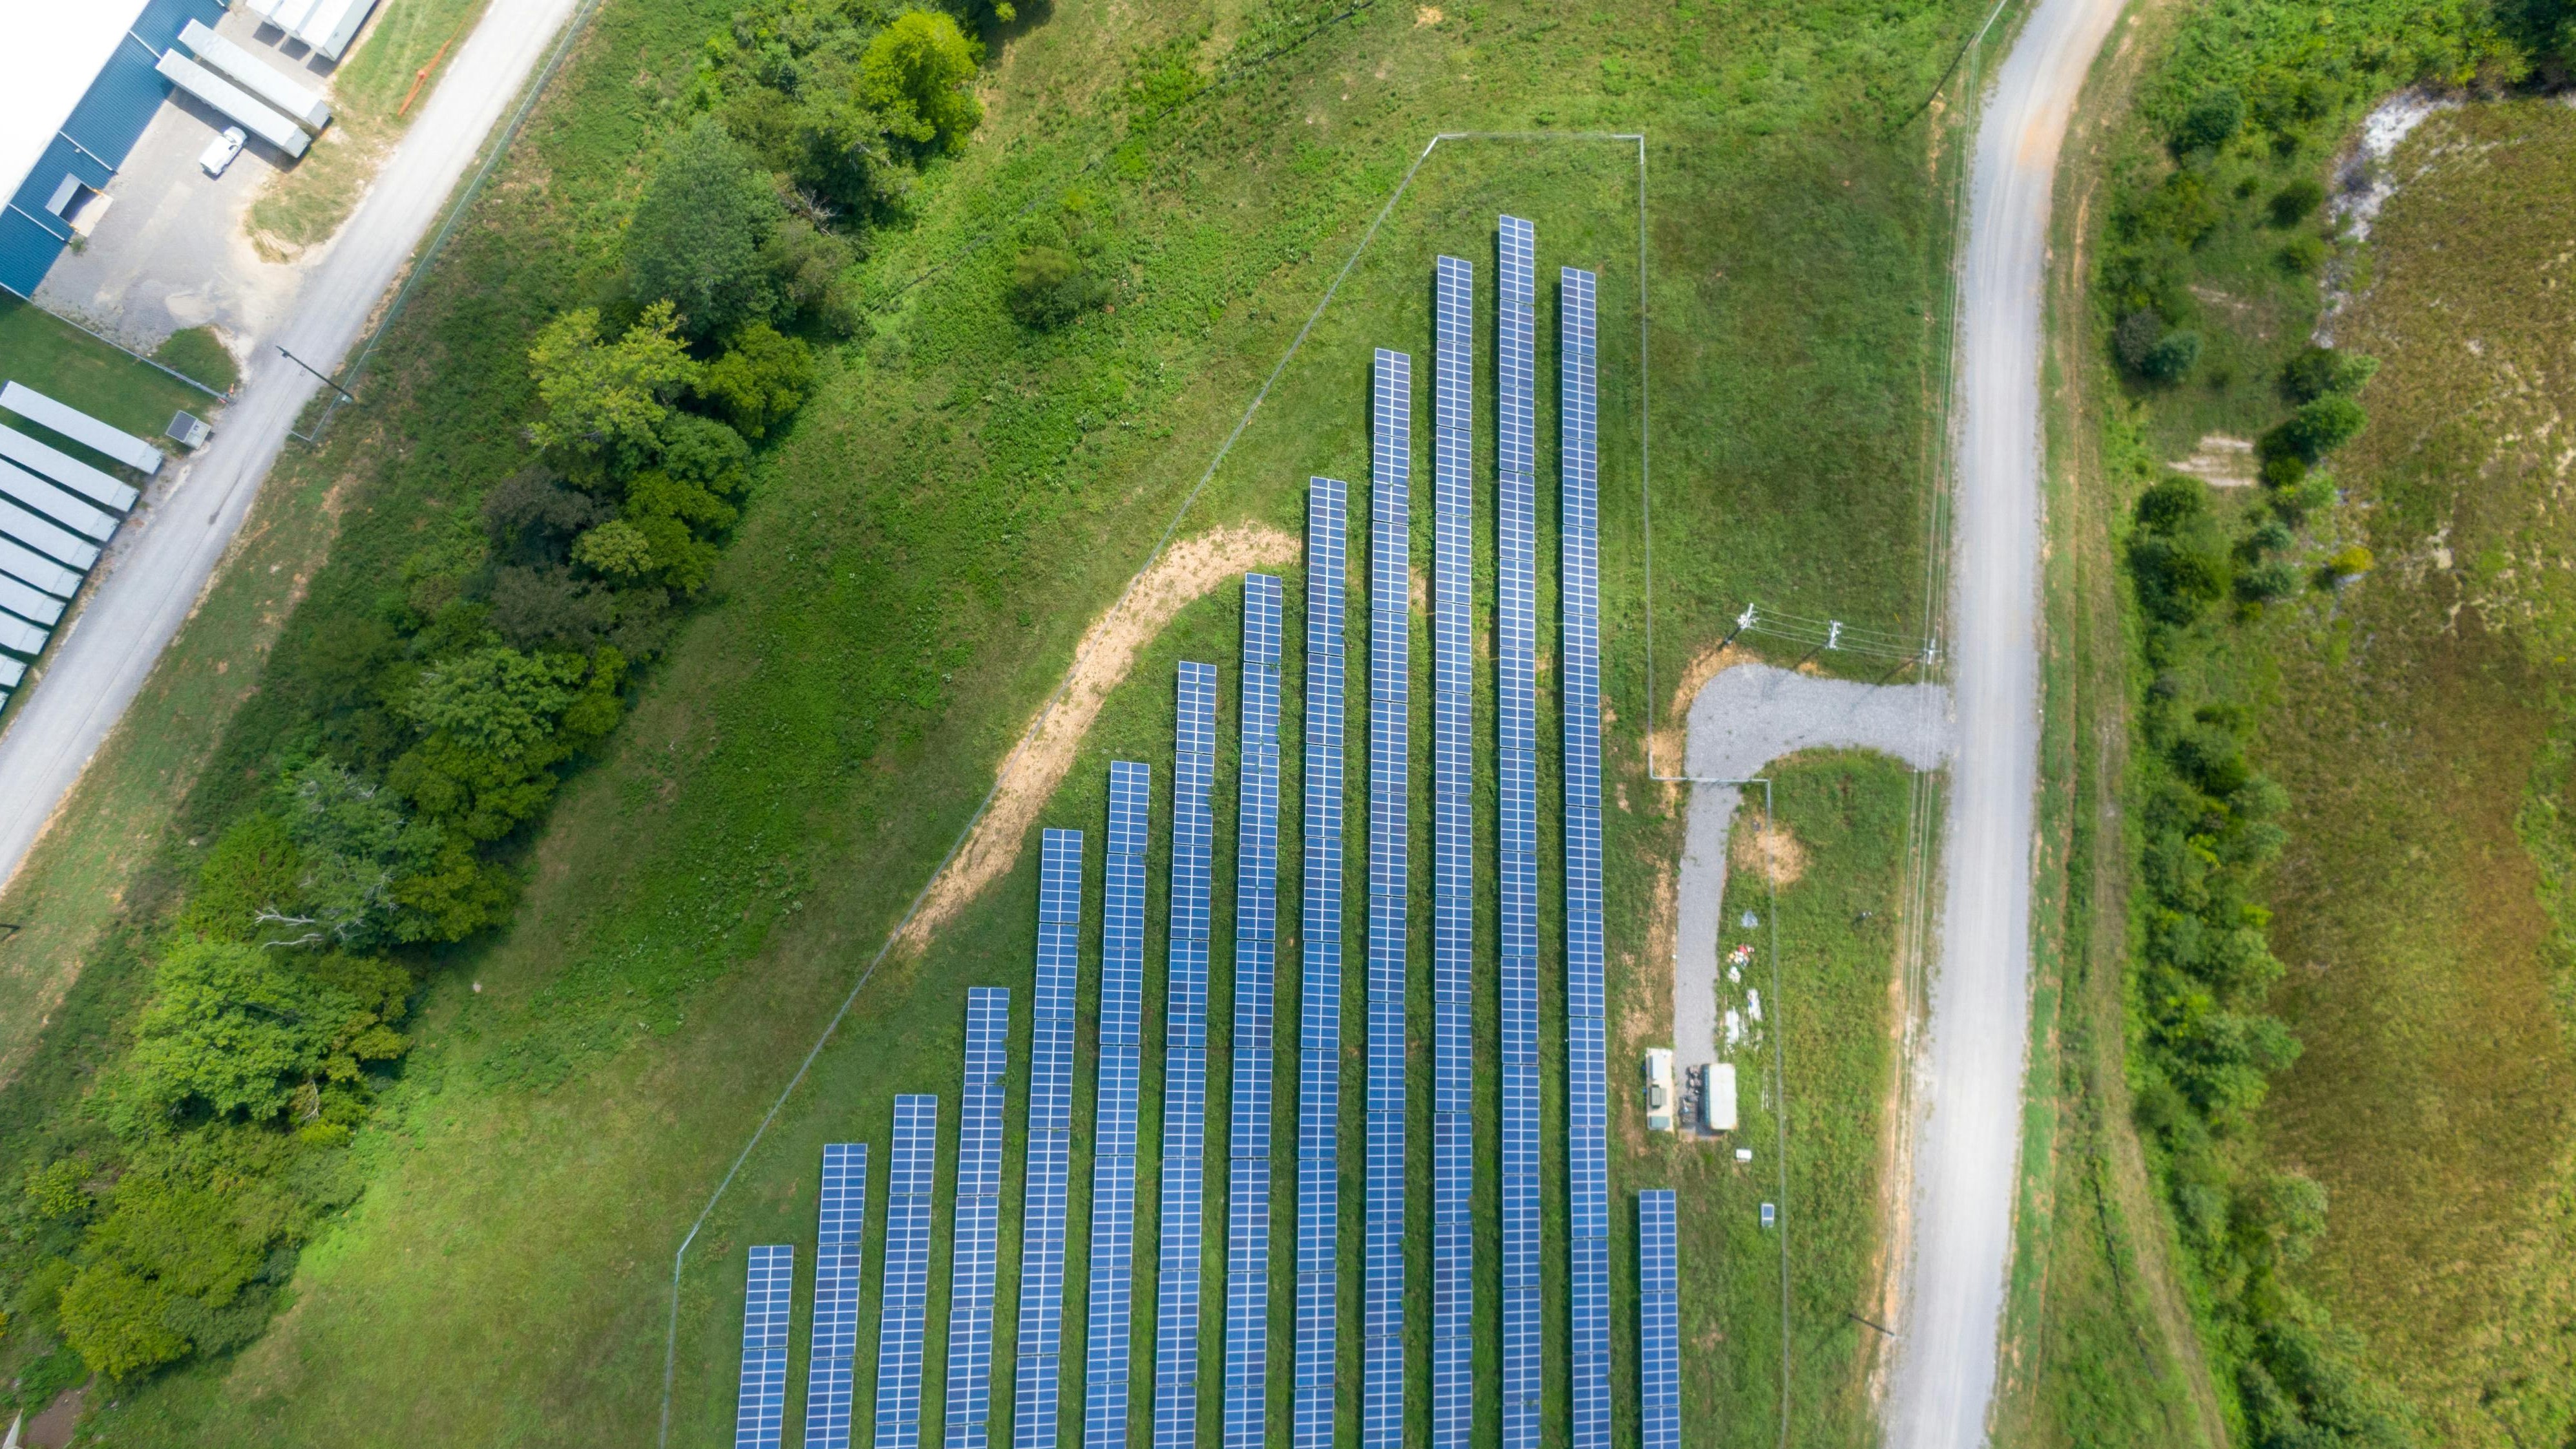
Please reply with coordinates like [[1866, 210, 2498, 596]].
[[0, 461, 116, 542], [0, 499, 101, 571], [153, 52, 311, 160], [1700, 1063, 1740, 1134], [176, 21, 333, 133], [1, 383, 165, 478], [0, 423, 140, 512], [0, 538, 81, 598], [0, 574, 64, 628], [295, 0, 382, 62], [0, 613, 46, 659]]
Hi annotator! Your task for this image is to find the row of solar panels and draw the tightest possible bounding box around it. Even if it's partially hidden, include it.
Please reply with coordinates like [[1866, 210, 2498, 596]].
[[734, 222, 1686, 1448], [0, 381, 161, 712]]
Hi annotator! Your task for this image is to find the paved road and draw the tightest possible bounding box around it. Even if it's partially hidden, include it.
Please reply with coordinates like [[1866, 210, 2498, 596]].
[[1673, 664, 1951, 1082], [1883, 0, 2126, 1444], [0, 0, 580, 897]]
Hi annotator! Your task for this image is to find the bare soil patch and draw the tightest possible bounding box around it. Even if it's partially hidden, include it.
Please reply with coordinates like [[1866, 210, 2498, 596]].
[[1731, 813, 1809, 888], [898, 524, 1299, 949]]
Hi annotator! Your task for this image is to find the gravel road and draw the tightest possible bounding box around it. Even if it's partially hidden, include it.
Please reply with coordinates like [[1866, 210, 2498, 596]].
[[1673, 664, 1952, 1083], [0, 0, 580, 896], [1883, 0, 2126, 1444]]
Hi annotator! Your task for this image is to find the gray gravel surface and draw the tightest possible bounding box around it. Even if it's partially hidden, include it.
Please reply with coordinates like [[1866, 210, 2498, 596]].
[[1673, 664, 1951, 1081], [0, 0, 580, 898], [1884, 0, 2126, 1444]]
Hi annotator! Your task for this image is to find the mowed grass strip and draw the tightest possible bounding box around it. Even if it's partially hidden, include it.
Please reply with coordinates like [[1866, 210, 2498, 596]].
[[24, 0, 1981, 1441]]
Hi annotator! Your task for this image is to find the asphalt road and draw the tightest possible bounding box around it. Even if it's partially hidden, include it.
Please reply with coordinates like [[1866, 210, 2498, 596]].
[[0, 0, 580, 897], [1883, 0, 2125, 1444]]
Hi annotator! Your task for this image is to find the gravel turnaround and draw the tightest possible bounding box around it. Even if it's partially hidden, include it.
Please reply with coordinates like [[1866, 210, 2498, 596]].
[[1673, 663, 1952, 1084], [0, 0, 582, 897], [1884, 0, 2126, 1445]]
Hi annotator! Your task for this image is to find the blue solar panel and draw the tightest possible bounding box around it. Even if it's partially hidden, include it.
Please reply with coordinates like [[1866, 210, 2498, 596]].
[[1364, 348, 1411, 1449], [1495, 215, 1543, 1449], [1227, 575, 1283, 1449], [804, 1145, 871, 1449], [945, 990, 1011, 1449], [878, 1094, 940, 1448], [1019, 830, 1084, 1449], [1560, 265, 1611, 1449], [1429, 254, 1477, 1449], [1638, 1190, 1681, 1449], [739, 1245, 795, 1449], [1156, 663, 1218, 1449], [1296, 476, 1346, 1449], [1088, 763, 1150, 1449]]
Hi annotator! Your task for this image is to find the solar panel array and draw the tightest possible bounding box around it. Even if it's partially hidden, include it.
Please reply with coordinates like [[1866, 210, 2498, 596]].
[[947, 989, 1011, 1448], [1018, 830, 1086, 1449], [1364, 347, 1413, 1449], [878, 1095, 940, 1448], [1494, 214, 1544, 1449], [1225, 576, 1284, 1449], [1294, 476, 1348, 1449], [1638, 1190, 1681, 1449], [1560, 266, 1612, 1449], [1087, 762, 1150, 1449], [804, 1144, 870, 1449], [1430, 255, 1476, 1449], [1156, 663, 1218, 1449], [738, 1245, 796, 1449]]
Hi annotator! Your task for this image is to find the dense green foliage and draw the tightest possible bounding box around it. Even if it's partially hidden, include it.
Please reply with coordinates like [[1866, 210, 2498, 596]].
[[2088, 3, 2576, 1445], [0, 0, 987, 1393]]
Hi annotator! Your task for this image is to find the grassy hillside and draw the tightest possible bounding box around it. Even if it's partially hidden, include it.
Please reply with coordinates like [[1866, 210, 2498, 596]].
[[0, 0, 1982, 1441]]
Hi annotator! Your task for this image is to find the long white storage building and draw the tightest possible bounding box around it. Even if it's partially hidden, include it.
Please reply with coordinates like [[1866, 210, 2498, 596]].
[[0, 538, 81, 598], [176, 21, 332, 133], [0, 498, 99, 571], [152, 51, 310, 159], [0, 420, 140, 512], [1, 383, 165, 478], [0, 573, 65, 627]]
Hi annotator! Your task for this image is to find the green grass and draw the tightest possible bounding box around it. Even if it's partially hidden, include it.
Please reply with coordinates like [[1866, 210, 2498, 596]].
[[149, 327, 239, 394], [2236, 101, 2576, 1448], [0, 295, 213, 442], [0, 0, 1984, 1439]]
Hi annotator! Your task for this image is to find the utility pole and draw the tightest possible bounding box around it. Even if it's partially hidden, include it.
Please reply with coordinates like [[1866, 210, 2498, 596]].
[[277, 345, 357, 405]]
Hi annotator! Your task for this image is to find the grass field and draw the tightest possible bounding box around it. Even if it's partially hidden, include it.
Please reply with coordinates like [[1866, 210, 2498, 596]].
[[2240, 101, 2576, 1448], [246, 0, 492, 255], [0, 0, 1984, 1440], [0, 296, 216, 439]]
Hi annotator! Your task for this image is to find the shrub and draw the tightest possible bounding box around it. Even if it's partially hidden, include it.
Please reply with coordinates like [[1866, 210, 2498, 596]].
[[2279, 346, 2379, 403], [698, 322, 816, 439], [2172, 87, 2245, 153], [2238, 559, 2299, 603], [2325, 545, 2375, 580], [862, 11, 985, 154], [623, 118, 783, 339], [2144, 328, 2202, 381], [2268, 177, 2326, 226], [2275, 235, 2327, 275], [1007, 245, 1109, 329], [2262, 394, 2368, 464]]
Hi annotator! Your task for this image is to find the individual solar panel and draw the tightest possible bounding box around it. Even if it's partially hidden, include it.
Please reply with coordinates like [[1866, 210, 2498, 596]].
[[804, 1144, 870, 1449], [1430, 255, 1476, 1449], [1364, 347, 1411, 1449], [1294, 477, 1347, 1449], [1226, 575, 1283, 1449], [878, 1095, 940, 1449], [737, 1245, 795, 1449], [946, 989, 1011, 1448], [1018, 830, 1086, 1449], [1561, 266, 1612, 1449], [1156, 663, 1218, 1449], [1495, 215, 1543, 1449], [1087, 763, 1151, 1449], [1638, 1190, 1681, 1449]]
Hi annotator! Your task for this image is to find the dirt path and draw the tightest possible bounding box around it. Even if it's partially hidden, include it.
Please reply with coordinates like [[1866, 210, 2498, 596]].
[[897, 524, 1300, 949]]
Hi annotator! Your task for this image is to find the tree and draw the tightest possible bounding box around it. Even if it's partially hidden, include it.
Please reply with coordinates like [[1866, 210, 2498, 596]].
[[698, 322, 816, 438], [401, 646, 587, 767], [624, 119, 784, 339], [280, 761, 408, 948], [2268, 177, 2325, 227], [761, 217, 860, 333], [57, 1262, 188, 1378], [2278, 346, 2378, 404], [573, 519, 657, 580], [2262, 394, 2367, 464], [487, 564, 617, 652], [527, 303, 702, 473], [862, 11, 984, 154], [176, 814, 302, 941], [126, 941, 358, 1121], [2172, 87, 2244, 153]]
